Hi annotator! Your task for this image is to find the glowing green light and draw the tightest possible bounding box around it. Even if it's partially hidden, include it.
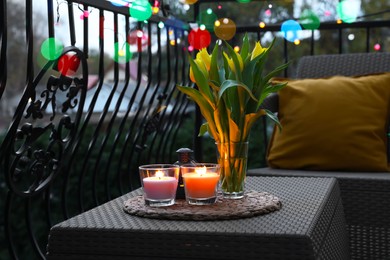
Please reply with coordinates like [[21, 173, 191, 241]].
[[198, 9, 218, 32], [113, 42, 132, 64], [337, 0, 359, 23], [40, 38, 64, 61], [130, 0, 152, 21], [299, 9, 320, 30]]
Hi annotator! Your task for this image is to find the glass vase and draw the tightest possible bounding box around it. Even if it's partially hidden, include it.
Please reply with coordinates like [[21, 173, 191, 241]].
[[216, 142, 249, 199]]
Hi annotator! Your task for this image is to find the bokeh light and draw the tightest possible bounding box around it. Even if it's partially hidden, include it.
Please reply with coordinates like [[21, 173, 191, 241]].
[[128, 29, 149, 52], [182, 0, 198, 4], [237, 0, 251, 3], [113, 42, 133, 64], [110, 0, 131, 7], [41, 38, 64, 61], [259, 22, 266, 28], [152, 6, 159, 14], [281, 20, 302, 42], [197, 9, 218, 32], [58, 53, 80, 76], [374, 43, 381, 51], [130, 0, 152, 21], [299, 9, 320, 30], [214, 18, 236, 40], [188, 28, 211, 50], [337, 0, 360, 23]]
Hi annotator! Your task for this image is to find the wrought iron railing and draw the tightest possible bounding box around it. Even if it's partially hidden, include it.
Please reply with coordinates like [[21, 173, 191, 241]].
[[0, 1, 191, 259], [0, 0, 389, 259]]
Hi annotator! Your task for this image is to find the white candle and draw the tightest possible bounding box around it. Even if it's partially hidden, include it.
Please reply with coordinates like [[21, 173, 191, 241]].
[[142, 171, 178, 200]]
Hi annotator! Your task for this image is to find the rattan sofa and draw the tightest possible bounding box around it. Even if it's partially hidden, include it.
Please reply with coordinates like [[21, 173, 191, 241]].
[[248, 52, 390, 260]]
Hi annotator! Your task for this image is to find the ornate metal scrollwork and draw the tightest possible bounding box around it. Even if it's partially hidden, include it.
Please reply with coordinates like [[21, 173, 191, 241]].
[[1, 47, 87, 197]]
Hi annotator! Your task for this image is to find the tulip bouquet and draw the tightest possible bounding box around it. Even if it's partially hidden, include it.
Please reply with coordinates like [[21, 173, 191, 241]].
[[177, 34, 289, 198]]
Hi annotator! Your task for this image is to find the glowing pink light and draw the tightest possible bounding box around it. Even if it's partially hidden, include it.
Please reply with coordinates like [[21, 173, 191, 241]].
[[324, 10, 331, 16], [188, 45, 194, 52], [265, 9, 271, 16], [374, 43, 381, 51]]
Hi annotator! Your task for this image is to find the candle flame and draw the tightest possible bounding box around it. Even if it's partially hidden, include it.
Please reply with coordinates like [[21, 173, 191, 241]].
[[155, 170, 165, 179], [195, 166, 207, 176]]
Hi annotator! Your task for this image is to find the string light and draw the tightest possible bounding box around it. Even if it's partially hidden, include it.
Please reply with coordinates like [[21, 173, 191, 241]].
[[152, 0, 160, 14], [374, 43, 381, 51], [259, 22, 266, 28]]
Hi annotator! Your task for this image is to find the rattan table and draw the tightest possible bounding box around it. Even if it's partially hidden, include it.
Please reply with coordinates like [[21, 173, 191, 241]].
[[46, 177, 350, 259]]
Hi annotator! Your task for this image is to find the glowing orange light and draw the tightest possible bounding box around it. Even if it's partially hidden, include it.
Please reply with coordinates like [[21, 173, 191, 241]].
[[234, 46, 240, 52], [337, 19, 342, 24], [152, 7, 159, 14], [294, 39, 301, 45], [259, 22, 266, 28], [170, 39, 176, 46]]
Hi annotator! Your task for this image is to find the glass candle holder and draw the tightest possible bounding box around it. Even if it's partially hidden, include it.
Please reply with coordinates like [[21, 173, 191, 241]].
[[139, 164, 180, 207], [181, 163, 220, 205]]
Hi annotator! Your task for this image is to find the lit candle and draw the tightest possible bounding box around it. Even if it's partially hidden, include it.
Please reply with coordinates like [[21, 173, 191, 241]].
[[181, 164, 220, 205], [142, 171, 178, 200], [139, 164, 180, 207]]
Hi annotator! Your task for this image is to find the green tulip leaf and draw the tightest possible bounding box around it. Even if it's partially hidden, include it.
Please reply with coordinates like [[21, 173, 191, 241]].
[[219, 80, 258, 103]]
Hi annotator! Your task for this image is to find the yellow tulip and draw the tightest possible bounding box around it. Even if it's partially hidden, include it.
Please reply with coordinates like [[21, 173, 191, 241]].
[[251, 41, 267, 60], [189, 57, 208, 83], [189, 67, 196, 83], [223, 51, 243, 73], [196, 48, 211, 71]]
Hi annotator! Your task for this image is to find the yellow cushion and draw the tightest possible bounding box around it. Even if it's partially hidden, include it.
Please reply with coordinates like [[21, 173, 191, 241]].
[[267, 73, 390, 172]]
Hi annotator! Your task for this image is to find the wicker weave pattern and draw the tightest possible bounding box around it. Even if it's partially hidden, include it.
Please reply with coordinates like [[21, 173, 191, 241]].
[[296, 52, 390, 78], [47, 177, 350, 259], [248, 168, 390, 260]]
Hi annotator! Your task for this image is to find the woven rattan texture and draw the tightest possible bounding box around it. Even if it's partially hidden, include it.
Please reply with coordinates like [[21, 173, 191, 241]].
[[296, 52, 390, 78], [248, 168, 390, 259], [123, 191, 282, 220], [47, 177, 350, 260]]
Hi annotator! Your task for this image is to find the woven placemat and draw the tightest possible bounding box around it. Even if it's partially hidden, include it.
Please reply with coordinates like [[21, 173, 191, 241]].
[[123, 191, 282, 220]]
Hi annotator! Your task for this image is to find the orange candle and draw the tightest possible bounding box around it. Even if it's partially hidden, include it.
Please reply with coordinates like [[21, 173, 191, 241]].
[[182, 166, 220, 199]]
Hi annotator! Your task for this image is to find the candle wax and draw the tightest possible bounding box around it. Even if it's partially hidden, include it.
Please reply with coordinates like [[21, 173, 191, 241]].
[[183, 172, 219, 198], [142, 176, 178, 200]]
